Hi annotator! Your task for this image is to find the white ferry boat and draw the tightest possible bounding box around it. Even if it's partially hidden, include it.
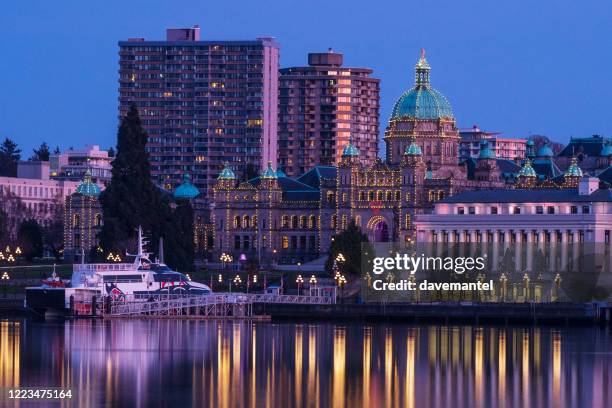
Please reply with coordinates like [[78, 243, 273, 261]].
[[25, 227, 211, 316]]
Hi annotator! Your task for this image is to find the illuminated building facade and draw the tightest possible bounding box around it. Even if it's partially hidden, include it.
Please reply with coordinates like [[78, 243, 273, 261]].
[[118, 26, 279, 198], [278, 50, 380, 176], [63, 171, 103, 261], [210, 51, 515, 263]]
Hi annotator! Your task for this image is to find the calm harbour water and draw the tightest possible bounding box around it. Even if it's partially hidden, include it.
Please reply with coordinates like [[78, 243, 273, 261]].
[[1, 319, 611, 407]]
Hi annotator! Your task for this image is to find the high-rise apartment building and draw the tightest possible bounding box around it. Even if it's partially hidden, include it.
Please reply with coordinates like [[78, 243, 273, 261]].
[[278, 50, 379, 177], [118, 26, 279, 196]]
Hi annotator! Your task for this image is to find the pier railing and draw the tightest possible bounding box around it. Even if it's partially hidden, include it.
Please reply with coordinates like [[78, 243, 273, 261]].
[[105, 292, 335, 317]]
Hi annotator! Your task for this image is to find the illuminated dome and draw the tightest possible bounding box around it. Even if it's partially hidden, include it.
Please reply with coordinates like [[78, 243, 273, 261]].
[[564, 158, 583, 178], [217, 162, 236, 180], [342, 142, 359, 157], [76, 170, 101, 197], [391, 49, 453, 120], [518, 160, 537, 178], [261, 162, 278, 179]]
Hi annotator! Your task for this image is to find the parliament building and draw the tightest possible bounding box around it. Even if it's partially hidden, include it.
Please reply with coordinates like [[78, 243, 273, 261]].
[[208, 51, 545, 264]]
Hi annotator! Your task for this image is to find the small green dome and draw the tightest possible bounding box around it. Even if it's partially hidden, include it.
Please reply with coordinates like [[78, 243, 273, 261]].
[[217, 162, 236, 180], [425, 170, 433, 180], [518, 160, 537, 178], [478, 140, 496, 159], [173, 174, 200, 199], [565, 158, 583, 178], [391, 49, 453, 120], [76, 170, 101, 197], [275, 169, 287, 178], [537, 144, 554, 158], [261, 162, 278, 179], [342, 142, 359, 157], [404, 142, 422, 156], [526, 140, 535, 146], [601, 145, 612, 156]]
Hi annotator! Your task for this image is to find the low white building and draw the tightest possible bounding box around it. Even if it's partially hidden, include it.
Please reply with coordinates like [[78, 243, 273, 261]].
[[0, 176, 81, 236], [414, 178, 611, 245]]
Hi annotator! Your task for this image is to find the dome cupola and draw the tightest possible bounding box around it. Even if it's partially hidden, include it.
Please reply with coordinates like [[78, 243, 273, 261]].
[[478, 140, 496, 160], [564, 157, 583, 178], [537, 144, 554, 158], [217, 162, 236, 180], [76, 169, 101, 197], [173, 173, 200, 199], [261, 161, 278, 179], [518, 160, 537, 178], [390, 49, 453, 120]]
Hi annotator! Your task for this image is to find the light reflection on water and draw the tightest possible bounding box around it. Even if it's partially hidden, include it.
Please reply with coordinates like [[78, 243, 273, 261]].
[[1, 319, 612, 407]]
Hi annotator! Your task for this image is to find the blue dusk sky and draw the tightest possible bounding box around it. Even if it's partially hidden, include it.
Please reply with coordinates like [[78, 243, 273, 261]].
[[0, 0, 610, 155]]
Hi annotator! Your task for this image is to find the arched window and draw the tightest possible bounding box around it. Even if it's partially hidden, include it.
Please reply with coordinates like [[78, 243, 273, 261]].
[[291, 215, 298, 229], [377, 191, 383, 201], [359, 191, 365, 201], [341, 215, 347, 229], [300, 215, 307, 229], [309, 215, 316, 229], [331, 215, 337, 229], [234, 216, 241, 229], [368, 191, 375, 201], [72, 214, 80, 228], [252, 215, 257, 228], [282, 215, 289, 228], [438, 190, 445, 200], [355, 215, 361, 227], [395, 191, 401, 201], [405, 214, 411, 230], [342, 193, 347, 202], [94, 213, 102, 227], [243, 215, 250, 229], [386, 191, 392, 201], [327, 191, 334, 202]]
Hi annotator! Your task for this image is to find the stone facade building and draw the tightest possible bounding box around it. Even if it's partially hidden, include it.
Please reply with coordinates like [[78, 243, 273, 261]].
[[63, 171, 103, 261], [210, 51, 516, 264]]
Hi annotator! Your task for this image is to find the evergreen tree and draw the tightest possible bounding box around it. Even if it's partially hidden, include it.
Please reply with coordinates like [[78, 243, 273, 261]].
[[325, 221, 373, 276], [17, 219, 43, 261], [31, 142, 50, 161], [164, 200, 195, 272], [53, 146, 61, 155], [0, 138, 22, 177], [107, 147, 115, 158], [99, 105, 167, 252]]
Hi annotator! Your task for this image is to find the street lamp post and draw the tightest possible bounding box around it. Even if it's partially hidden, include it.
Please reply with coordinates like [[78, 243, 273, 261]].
[[296, 274, 304, 296], [309, 275, 317, 297], [1, 271, 10, 298], [338, 274, 346, 303]]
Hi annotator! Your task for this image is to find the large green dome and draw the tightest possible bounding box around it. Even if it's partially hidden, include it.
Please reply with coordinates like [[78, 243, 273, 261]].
[[391, 50, 453, 120]]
